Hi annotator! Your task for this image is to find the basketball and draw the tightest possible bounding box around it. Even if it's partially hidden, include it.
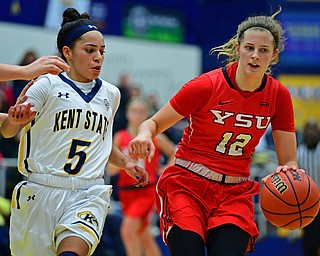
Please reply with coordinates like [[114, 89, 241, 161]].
[[260, 169, 320, 229]]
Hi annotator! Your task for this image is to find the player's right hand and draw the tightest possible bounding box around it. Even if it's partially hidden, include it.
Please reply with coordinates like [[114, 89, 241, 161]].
[[128, 135, 156, 163], [25, 56, 70, 79]]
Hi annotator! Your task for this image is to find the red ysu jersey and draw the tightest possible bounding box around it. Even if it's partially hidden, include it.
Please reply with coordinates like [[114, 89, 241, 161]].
[[170, 62, 294, 177]]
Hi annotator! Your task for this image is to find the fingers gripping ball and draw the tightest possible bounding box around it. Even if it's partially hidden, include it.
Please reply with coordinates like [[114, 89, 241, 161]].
[[260, 169, 320, 229]]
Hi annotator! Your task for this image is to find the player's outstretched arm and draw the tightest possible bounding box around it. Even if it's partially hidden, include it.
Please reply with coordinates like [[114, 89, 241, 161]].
[[109, 144, 149, 187], [0, 56, 69, 81]]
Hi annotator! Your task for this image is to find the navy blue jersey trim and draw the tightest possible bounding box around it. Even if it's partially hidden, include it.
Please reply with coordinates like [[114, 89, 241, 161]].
[[24, 119, 35, 173], [58, 74, 102, 103], [71, 220, 100, 239], [257, 74, 267, 92], [16, 181, 27, 209], [222, 66, 267, 92], [222, 67, 236, 90]]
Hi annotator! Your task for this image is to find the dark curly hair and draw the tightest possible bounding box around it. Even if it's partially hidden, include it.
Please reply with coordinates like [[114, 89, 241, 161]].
[[56, 8, 94, 61]]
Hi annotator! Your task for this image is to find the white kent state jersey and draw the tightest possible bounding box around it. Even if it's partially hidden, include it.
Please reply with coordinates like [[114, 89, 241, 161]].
[[18, 73, 120, 179]]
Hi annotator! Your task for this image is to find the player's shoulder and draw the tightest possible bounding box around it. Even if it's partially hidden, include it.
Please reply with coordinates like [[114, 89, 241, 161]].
[[204, 67, 223, 77], [100, 79, 120, 95], [265, 74, 289, 93], [38, 73, 61, 83]]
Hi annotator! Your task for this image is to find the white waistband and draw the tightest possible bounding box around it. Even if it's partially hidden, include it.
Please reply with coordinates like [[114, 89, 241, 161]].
[[28, 173, 105, 190], [174, 158, 249, 184]]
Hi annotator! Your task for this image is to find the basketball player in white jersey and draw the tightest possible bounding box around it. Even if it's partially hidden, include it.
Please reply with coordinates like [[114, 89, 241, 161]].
[[1, 7, 148, 256]]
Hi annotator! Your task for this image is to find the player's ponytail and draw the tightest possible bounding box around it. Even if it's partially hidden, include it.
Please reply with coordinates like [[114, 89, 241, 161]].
[[56, 8, 95, 61], [210, 6, 286, 74]]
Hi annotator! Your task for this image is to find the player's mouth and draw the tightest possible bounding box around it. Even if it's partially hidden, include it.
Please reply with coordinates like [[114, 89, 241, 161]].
[[248, 63, 260, 70], [91, 66, 101, 73]]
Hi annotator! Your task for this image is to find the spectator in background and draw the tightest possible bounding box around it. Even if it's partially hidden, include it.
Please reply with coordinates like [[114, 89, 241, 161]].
[[0, 196, 10, 256], [108, 98, 176, 256], [147, 94, 159, 117], [297, 118, 320, 256], [114, 73, 133, 134], [0, 84, 21, 199]]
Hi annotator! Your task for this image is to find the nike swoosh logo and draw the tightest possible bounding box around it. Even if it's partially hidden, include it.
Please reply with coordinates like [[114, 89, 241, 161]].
[[218, 100, 232, 105]]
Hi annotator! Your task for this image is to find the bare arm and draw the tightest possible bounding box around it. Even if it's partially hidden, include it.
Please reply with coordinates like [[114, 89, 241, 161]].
[[109, 144, 149, 187], [0, 56, 69, 81], [262, 130, 299, 183], [129, 102, 183, 161], [273, 130, 298, 168]]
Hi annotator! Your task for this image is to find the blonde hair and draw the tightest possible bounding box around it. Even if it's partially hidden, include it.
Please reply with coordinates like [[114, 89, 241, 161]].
[[210, 7, 286, 74]]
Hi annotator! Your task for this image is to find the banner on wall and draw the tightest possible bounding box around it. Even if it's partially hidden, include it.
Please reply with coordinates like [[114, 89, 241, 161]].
[[278, 75, 320, 130], [280, 10, 320, 67], [44, 0, 91, 30], [122, 4, 185, 43], [0, 0, 48, 25]]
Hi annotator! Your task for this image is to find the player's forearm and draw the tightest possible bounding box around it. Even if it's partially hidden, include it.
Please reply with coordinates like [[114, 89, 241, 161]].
[[0, 64, 27, 81], [138, 119, 157, 139], [108, 144, 131, 169], [0, 118, 21, 138]]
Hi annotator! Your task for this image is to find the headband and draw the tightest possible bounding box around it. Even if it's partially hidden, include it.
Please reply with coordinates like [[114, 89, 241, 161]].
[[239, 26, 275, 41], [63, 23, 98, 46]]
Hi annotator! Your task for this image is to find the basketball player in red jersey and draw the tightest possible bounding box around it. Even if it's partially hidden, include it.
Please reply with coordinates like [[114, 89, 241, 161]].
[[108, 98, 176, 256], [128, 7, 301, 256]]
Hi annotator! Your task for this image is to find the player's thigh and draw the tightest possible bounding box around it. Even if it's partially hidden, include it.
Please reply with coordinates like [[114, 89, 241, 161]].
[[55, 185, 112, 255]]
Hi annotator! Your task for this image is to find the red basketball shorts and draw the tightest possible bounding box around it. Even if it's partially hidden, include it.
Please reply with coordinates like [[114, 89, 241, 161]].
[[156, 165, 260, 252], [119, 185, 157, 232]]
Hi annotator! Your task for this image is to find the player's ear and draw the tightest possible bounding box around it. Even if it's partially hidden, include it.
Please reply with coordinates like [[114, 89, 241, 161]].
[[62, 46, 72, 60], [272, 49, 279, 61], [235, 42, 240, 56]]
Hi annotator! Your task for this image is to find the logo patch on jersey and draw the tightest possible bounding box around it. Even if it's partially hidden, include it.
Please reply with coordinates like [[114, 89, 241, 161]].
[[58, 92, 70, 98], [104, 99, 110, 111], [218, 100, 232, 105], [27, 195, 35, 201], [260, 102, 269, 107], [77, 211, 99, 230]]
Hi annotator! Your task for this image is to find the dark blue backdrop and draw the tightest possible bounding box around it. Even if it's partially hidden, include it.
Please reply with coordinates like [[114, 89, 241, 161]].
[[0, 0, 319, 74]]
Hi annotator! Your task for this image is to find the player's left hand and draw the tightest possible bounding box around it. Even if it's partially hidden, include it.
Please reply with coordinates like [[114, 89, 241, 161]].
[[8, 102, 36, 125], [261, 165, 305, 183], [123, 161, 149, 187]]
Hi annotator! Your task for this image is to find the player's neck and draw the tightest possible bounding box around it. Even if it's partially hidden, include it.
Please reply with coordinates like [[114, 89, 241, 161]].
[[235, 70, 263, 92]]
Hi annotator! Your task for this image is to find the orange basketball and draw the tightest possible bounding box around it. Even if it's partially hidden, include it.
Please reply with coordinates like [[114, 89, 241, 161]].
[[260, 169, 320, 229]]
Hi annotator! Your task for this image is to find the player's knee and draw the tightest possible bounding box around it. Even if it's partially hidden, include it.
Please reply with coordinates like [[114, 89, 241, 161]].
[[207, 224, 249, 256], [120, 219, 138, 240], [167, 225, 205, 256], [58, 252, 79, 256]]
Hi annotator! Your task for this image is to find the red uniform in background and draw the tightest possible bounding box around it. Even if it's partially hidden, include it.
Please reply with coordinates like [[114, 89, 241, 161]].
[[116, 129, 161, 231]]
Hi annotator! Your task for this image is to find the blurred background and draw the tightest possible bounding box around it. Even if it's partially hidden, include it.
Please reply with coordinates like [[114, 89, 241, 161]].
[[0, 0, 319, 256]]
